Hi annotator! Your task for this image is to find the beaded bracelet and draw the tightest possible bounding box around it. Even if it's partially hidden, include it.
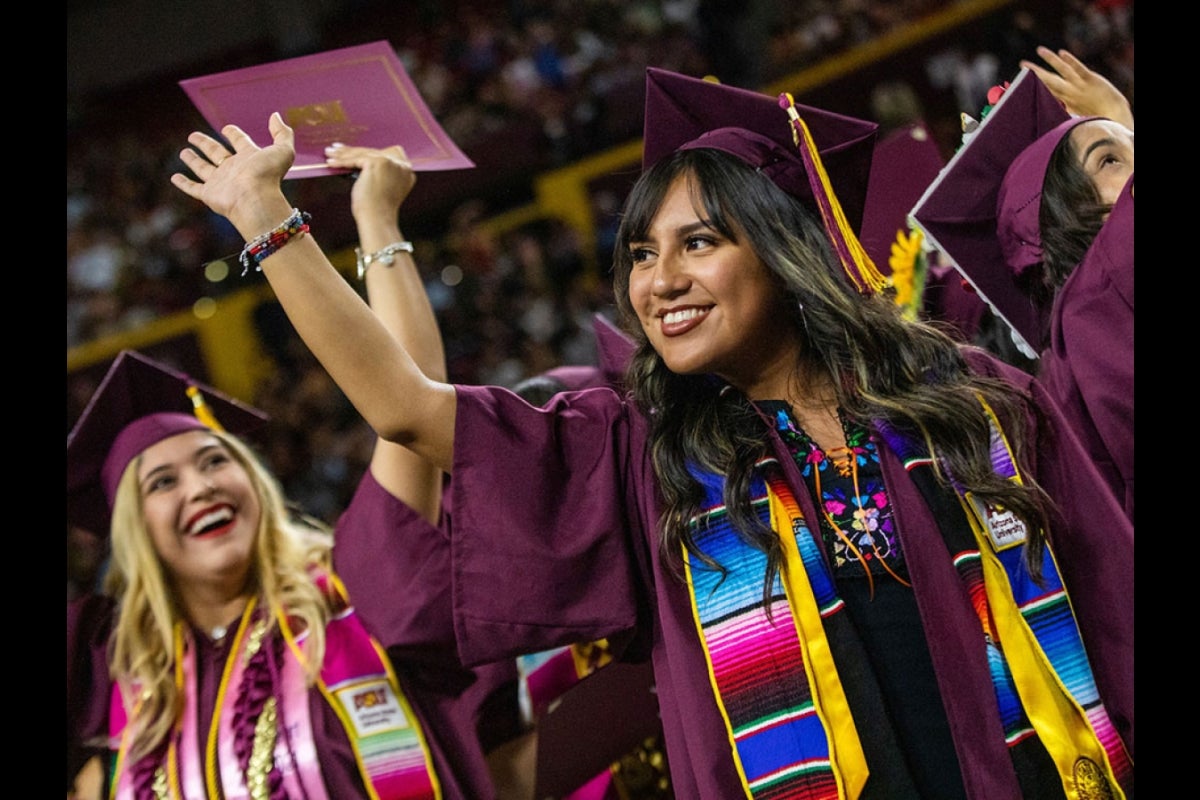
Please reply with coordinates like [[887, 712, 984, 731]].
[[238, 209, 312, 276], [355, 240, 415, 280]]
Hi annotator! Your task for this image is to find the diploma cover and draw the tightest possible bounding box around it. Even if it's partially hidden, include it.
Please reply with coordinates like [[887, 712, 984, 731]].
[[180, 40, 474, 180]]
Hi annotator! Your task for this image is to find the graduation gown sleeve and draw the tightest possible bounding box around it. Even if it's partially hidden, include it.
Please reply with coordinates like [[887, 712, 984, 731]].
[[333, 470, 459, 657], [333, 467, 524, 797], [448, 384, 644, 667]]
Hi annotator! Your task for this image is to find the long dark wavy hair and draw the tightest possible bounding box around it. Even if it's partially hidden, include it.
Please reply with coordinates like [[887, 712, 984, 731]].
[[611, 148, 1055, 592], [1038, 134, 1112, 299]]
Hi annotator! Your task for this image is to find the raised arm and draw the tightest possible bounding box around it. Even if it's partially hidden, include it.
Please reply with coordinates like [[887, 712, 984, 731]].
[[170, 113, 458, 472], [1020, 46, 1134, 130], [326, 143, 447, 522]]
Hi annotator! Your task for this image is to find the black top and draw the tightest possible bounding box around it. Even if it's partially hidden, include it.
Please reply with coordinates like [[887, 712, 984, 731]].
[[758, 400, 967, 800]]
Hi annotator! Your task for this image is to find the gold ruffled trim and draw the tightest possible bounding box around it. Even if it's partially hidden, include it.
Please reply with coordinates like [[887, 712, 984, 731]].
[[151, 766, 169, 800], [247, 696, 278, 800], [243, 617, 269, 664]]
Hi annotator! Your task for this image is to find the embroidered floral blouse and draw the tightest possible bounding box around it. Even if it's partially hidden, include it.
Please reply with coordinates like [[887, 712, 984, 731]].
[[758, 400, 909, 583]]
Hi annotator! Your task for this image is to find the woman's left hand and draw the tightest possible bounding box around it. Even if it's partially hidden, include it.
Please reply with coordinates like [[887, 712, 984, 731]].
[[325, 144, 417, 226]]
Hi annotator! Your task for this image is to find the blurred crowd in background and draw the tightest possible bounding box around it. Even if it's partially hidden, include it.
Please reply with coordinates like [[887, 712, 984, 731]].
[[67, 0, 1132, 594]]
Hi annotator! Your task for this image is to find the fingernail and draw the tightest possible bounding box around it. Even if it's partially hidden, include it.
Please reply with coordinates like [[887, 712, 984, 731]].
[[325, 143, 344, 153]]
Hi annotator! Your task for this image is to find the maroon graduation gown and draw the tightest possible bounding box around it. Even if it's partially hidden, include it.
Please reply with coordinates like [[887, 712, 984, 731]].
[[333, 470, 525, 767], [1038, 175, 1134, 522], [446, 351, 1133, 799]]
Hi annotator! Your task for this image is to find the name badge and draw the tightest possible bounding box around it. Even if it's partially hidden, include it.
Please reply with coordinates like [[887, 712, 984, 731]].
[[966, 492, 1027, 551], [336, 678, 410, 737]]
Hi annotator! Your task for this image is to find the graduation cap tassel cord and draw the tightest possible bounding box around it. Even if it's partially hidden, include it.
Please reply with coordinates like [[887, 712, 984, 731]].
[[187, 385, 226, 432], [779, 93, 889, 296]]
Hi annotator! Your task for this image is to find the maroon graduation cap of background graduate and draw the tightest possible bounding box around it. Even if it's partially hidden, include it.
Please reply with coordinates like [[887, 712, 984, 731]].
[[908, 69, 1071, 357]]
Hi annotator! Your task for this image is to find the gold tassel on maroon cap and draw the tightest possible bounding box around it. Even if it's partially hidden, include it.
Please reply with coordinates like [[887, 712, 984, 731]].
[[187, 385, 226, 432], [779, 92, 890, 295]]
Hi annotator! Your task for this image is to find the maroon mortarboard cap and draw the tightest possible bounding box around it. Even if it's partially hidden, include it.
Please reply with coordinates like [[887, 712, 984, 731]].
[[67, 350, 268, 537], [909, 68, 1070, 355], [591, 312, 636, 386], [534, 660, 661, 798], [641, 67, 887, 293], [860, 121, 946, 272], [996, 115, 1095, 278]]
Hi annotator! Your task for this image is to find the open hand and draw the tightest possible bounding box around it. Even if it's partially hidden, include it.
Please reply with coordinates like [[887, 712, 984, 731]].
[[170, 112, 297, 237], [1020, 47, 1134, 130]]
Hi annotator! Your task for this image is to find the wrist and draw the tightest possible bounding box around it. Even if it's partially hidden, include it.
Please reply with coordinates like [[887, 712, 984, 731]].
[[229, 193, 296, 242], [239, 208, 312, 275], [356, 240, 414, 280], [353, 215, 405, 247]]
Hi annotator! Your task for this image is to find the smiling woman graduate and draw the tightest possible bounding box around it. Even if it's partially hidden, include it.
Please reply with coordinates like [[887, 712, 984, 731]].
[[169, 67, 1133, 799], [65, 351, 503, 800]]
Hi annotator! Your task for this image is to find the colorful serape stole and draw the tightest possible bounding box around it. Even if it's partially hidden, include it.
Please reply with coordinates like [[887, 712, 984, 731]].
[[306, 574, 442, 800], [876, 407, 1133, 800], [683, 461, 867, 800]]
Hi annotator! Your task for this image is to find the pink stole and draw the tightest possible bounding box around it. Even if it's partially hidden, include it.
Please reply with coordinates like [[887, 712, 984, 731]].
[[110, 596, 441, 800], [311, 603, 442, 799], [209, 618, 328, 800]]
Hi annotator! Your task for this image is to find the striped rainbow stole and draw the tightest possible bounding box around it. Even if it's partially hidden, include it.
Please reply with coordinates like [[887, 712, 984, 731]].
[[310, 575, 443, 800], [683, 460, 866, 799], [875, 409, 1133, 800]]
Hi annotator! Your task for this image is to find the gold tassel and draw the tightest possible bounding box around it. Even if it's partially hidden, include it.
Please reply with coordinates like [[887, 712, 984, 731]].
[[779, 93, 891, 295], [186, 385, 226, 432]]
